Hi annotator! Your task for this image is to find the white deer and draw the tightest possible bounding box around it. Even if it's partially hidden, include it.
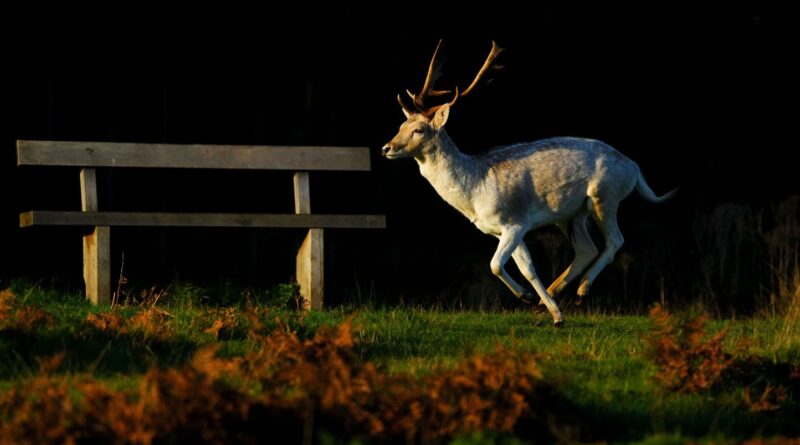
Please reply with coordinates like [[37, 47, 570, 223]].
[[382, 41, 676, 327]]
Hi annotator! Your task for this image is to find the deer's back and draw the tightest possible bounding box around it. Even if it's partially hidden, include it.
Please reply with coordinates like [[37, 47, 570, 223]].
[[474, 137, 639, 228]]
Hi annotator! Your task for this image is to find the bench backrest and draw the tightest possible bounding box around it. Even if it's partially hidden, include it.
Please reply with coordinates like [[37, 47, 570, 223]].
[[17, 140, 371, 171]]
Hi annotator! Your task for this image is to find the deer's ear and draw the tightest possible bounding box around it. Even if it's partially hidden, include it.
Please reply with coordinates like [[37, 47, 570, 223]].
[[431, 103, 450, 129]]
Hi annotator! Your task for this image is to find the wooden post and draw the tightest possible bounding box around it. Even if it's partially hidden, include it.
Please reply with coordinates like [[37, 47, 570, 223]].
[[80, 168, 110, 305], [294, 172, 323, 310]]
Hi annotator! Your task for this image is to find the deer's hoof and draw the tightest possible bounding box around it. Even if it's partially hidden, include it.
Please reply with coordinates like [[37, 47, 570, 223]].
[[577, 281, 591, 298], [553, 320, 564, 328], [519, 291, 534, 305]]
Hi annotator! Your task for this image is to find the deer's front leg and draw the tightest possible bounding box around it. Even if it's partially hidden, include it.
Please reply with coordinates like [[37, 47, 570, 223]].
[[489, 227, 528, 299], [512, 242, 564, 326]]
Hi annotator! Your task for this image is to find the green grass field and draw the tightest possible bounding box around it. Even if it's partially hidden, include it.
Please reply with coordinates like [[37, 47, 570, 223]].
[[1, 279, 798, 444]]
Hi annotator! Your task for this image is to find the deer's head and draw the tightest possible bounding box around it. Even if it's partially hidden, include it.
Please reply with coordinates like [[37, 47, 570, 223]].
[[382, 40, 504, 160]]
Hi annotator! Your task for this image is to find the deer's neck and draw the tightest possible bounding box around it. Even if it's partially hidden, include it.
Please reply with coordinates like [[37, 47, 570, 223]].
[[415, 130, 484, 220]]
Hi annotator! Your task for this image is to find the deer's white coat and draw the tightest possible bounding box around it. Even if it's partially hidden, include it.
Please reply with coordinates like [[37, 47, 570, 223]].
[[383, 106, 675, 325]]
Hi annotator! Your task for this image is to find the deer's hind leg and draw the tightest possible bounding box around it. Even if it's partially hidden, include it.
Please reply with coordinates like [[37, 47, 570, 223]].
[[546, 205, 598, 296], [577, 197, 624, 298]]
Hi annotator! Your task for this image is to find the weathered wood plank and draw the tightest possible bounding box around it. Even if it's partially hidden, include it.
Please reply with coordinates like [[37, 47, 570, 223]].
[[80, 168, 110, 305], [296, 228, 323, 310], [17, 140, 372, 171], [19, 211, 387, 229]]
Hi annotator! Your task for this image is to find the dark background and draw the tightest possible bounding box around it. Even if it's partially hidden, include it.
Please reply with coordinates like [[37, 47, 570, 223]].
[[2, 1, 798, 311]]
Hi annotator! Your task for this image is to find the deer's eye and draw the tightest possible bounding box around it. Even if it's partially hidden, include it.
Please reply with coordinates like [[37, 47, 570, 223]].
[[413, 128, 424, 134]]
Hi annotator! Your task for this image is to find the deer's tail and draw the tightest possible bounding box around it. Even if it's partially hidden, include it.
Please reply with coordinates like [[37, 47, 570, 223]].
[[635, 170, 678, 203]]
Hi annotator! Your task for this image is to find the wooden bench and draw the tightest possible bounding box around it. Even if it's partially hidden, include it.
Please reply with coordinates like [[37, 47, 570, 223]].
[[17, 140, 386, 308]]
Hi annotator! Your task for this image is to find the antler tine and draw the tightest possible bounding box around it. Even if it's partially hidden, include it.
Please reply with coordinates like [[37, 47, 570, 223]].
[[418, 86, 459, 119], [411, 39, 452, 110], [397, 93, 415, 115], [459, 40, 504, 98]]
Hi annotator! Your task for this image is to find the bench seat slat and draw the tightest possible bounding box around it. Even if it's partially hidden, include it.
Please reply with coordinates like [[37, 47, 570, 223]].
[[17, 140, 371, 171], [20, 211, 386, 229]]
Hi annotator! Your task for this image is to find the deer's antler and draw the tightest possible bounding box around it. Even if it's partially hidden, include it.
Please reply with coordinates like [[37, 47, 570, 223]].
[[407, 39, 451, 111], [399, 40, 503, 117], [459, 41, 504, 98]]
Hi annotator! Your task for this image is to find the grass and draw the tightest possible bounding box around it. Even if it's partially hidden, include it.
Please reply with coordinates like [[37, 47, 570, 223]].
[[1, 278, 799, 443]]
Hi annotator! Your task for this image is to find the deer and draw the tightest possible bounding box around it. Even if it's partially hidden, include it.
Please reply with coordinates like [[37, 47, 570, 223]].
[[382, 40, 677, 327]]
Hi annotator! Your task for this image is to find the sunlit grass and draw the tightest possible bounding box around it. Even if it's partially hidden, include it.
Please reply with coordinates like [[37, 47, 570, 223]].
[[1, 279, 798, 443]]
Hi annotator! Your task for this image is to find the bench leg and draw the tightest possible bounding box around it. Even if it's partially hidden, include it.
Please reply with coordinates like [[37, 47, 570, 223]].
[[296, 228, 323, 310], [81, 167, 110, 305], [83, 226, 111, 305]]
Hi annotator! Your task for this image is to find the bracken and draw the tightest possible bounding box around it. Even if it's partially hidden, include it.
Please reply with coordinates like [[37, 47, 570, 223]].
[[647, 304, 741, 392], [0, 318, 582, 444]]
